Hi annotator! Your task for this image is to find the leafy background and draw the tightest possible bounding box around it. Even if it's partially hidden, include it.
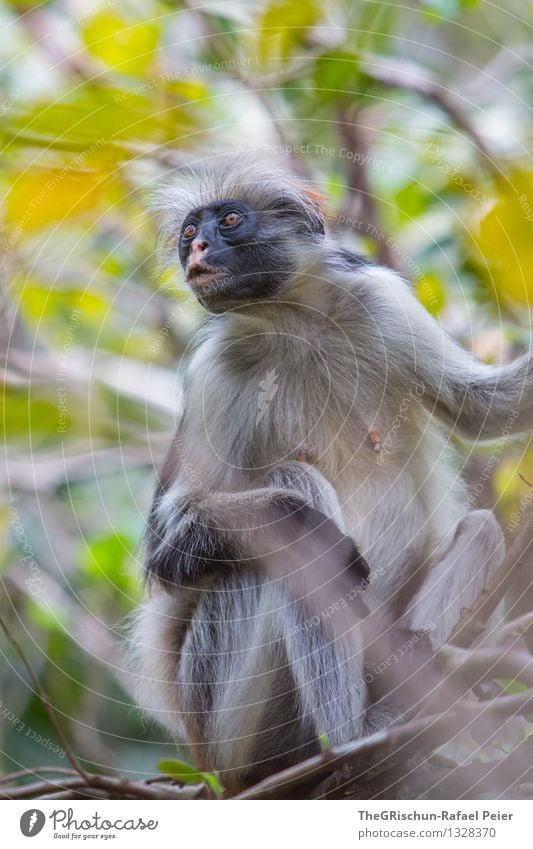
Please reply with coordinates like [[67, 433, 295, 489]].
[[0, 0, 532, 780]]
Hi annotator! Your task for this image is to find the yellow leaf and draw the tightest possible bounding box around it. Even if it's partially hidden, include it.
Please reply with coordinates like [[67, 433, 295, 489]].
[[82, 12, 159, 76], [473, 171, 533, 308], [167, 79, 210, 102], [5, 166, 115, 233], [492, 448, 533, 528], [6, 85, 188, 149], [415, 273, 446, 315], [20, 284, 108, 322]]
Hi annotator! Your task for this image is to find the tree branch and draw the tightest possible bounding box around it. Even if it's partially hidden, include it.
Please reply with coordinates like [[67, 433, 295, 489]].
[[358, 54, 503, 180]]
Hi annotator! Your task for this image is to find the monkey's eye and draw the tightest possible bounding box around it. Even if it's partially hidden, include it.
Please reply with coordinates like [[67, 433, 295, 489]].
[[182, 223, 197, 239], [220, 211, 242, 229]]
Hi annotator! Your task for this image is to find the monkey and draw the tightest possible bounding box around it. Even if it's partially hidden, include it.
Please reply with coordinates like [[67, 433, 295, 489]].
[[128, 154, 529, 794]]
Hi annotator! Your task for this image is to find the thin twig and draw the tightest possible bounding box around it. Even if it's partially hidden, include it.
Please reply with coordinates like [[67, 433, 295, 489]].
[[0, 778, 86, 800], [0, 774, 207, 800], [0, 766, 79, 785]]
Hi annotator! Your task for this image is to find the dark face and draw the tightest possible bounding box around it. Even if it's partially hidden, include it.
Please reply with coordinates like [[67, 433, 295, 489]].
[[178, 200, 298, 312]]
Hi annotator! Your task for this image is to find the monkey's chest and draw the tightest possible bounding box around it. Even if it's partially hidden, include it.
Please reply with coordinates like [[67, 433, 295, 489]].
[[194, 343, 390, 484]]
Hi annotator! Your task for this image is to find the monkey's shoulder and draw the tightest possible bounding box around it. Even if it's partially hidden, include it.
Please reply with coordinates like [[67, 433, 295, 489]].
[[326, 247, 370, 274]]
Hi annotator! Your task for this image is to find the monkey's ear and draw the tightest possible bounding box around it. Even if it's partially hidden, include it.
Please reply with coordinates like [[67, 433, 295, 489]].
[[301, 187, 329, 235]]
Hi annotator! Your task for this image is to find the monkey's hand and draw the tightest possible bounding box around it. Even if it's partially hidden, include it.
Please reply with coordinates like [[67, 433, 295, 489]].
[[145, 482, 369, 635], [364, 625, 442, 721]]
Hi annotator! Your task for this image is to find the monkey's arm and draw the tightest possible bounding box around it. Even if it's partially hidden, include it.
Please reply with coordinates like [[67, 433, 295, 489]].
[[361, 267, 533, 441], [145, 455, 369, 622]]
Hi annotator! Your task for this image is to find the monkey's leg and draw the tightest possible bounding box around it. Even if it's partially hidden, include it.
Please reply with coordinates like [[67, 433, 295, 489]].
[[260, 461, 372, 748], [401, 509, 505, 648], [150, 463, 371, 790]]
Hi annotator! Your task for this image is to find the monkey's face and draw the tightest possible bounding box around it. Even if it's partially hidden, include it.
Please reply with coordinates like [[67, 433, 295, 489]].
[[178, 200, 303, 312]]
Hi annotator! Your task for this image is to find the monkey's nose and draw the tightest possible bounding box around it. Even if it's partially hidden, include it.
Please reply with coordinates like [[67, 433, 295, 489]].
[[191, 239, 208, 256]]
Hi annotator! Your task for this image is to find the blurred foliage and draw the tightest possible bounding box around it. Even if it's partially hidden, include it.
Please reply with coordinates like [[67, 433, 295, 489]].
[[0, 0, 532, 782]]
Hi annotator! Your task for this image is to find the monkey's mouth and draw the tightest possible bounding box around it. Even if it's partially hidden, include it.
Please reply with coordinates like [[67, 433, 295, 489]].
[[186, 263, 230, 292], [187, 262, 227, 289]]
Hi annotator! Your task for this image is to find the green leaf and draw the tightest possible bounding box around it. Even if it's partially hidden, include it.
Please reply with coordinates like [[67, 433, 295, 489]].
[[395, 181, 433, 225], [259, 0, 322, 63], [158, 759, 223, 797], [1, 388, 70, 445], [497, 678, 529, 696], [420, 0, 479, 23], [5, 166, 118, 234], [318, 732, 331, 751], [20, 283, 108, 323], [80, 532, 136, 594], [313, 52, 363, 100], [26, 598, 71, 635]]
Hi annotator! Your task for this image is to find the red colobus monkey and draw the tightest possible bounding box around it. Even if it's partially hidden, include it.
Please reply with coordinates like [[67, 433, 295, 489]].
[[129, 156, 529, 793]]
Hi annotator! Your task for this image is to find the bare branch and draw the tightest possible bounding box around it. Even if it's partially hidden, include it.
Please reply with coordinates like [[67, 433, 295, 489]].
[[358, 54, 502, 179], [0, 774, 207, 800], [337, 107, 399, 269], [0, 767, 79, 785]]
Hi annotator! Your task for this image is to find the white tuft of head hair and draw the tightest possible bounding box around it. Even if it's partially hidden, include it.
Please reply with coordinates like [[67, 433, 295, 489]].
[[151, 152, 327, 269]]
